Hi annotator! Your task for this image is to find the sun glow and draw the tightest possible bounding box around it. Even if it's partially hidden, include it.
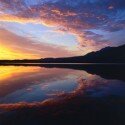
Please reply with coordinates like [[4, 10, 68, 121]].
[[0, 45, 39, 60], [0, 46, 20, 60]]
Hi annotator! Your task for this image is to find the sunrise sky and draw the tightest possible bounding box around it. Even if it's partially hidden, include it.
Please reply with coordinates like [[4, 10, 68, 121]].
[[0, 0, 125, 60]]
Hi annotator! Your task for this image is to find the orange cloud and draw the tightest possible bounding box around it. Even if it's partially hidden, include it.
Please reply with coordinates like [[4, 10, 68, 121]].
[[0, 0, 113, 55], [0, 14, 40, 24], [0, 29, 75, 60]]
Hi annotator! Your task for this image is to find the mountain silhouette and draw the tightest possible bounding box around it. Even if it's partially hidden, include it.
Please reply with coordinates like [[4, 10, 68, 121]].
[[41, 44, 125, 63], [0, 44, 125, 63]]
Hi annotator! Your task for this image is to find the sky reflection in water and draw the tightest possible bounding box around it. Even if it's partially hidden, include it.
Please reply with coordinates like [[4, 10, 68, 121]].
[[0, 66, 125, 104]]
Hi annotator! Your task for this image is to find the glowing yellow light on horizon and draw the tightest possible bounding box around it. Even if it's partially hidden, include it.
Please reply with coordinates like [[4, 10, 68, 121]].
[[0, 45, 40, 60], [0, 46, 24, 60]]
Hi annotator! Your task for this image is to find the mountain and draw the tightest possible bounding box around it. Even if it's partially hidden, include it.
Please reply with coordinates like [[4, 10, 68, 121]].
[[0, 44, 125, 64], [41, 44, 125, 63]]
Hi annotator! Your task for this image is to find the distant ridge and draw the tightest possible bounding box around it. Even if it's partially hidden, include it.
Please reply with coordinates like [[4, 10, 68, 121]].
[[0, 44, 125, 63], [41, 44, 125, 63]]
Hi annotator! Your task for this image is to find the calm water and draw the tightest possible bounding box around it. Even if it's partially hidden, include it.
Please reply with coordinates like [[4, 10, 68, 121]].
[[0, 64, 125, 125], [0, 65, 125, 104]]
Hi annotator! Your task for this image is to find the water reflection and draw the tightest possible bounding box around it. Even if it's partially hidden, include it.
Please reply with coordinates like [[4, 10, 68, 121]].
[[0, 66, 79, 102], [0, 65, 125, 104], [0, 65, 125, 125]]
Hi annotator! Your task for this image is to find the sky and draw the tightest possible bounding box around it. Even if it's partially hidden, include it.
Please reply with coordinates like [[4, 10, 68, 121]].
[[0, 0, 125, 60]]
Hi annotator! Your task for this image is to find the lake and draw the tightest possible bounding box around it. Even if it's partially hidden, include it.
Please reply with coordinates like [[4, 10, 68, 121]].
[[0, 64, 125, 125]]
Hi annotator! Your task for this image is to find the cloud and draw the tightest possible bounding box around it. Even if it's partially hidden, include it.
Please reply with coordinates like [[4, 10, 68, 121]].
[[0, 0, 125, 53], [0, 29, 75, 59]]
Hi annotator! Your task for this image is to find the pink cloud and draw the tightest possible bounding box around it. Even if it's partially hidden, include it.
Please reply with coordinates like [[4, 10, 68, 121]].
[[0, 29, 75, 59]]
